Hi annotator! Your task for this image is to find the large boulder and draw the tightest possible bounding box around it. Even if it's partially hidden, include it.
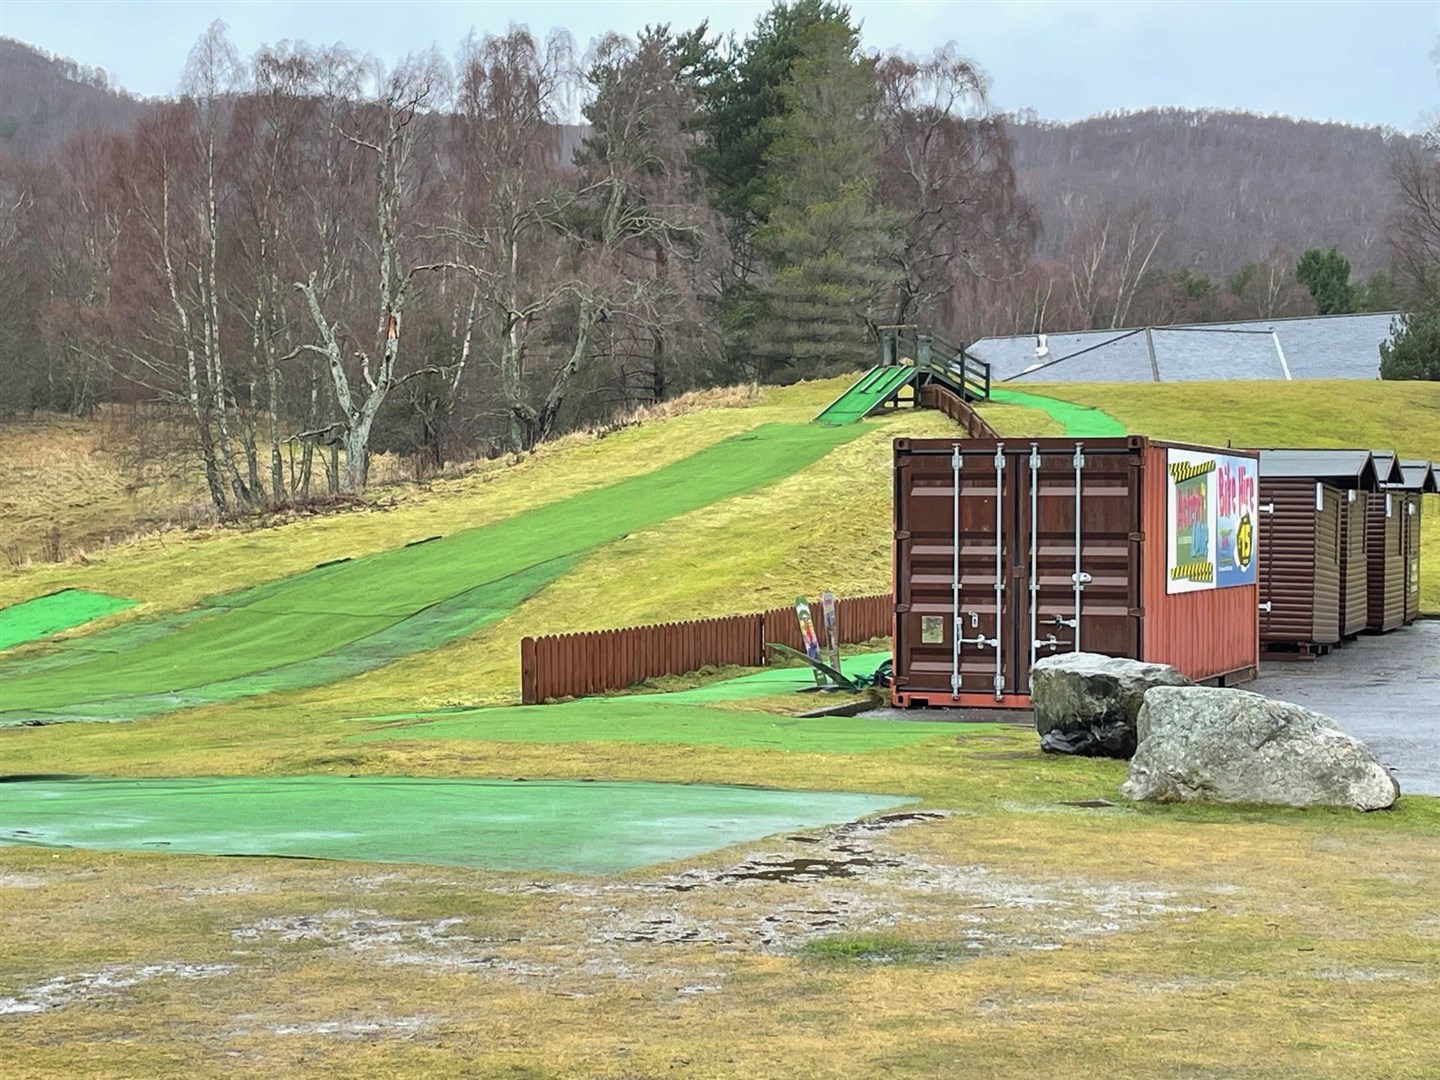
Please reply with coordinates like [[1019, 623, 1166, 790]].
[[1121, 686, 1399, 811], [1032, 652, 1191, 758]]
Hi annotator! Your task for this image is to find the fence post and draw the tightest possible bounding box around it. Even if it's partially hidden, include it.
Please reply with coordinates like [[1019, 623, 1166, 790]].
[[520, 637, 538, 705]]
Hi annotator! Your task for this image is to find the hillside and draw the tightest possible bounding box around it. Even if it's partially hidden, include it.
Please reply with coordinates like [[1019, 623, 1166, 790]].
[[0, 37, 1408, 281], [1011, 109, 1404, 276], [0, 37, 147, 158], [2, 377, 1440, 1079]]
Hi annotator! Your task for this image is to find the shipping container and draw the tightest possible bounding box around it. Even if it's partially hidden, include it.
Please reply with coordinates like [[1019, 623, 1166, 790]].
[[1364, 453, 1411, 633], [892, 436, 1260, 709], [1254, 450, 1381, 651]]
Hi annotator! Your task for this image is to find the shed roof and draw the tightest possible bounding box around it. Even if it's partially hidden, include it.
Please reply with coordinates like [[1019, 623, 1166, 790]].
[[1369, 452, 1410, 487], [1256, 449, 1381, 489], [1397, 459, 1439, 493], [969, 312, 1400, 384]]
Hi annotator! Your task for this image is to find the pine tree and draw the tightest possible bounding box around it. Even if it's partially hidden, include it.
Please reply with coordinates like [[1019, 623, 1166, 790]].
[[746, 19, 901, 377]]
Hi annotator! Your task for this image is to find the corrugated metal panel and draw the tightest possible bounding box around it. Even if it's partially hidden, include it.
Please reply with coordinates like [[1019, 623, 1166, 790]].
[[1365, 492, 1405, 632], [1140, 444, 1261, 681], [1339, 496, 1368, 637]]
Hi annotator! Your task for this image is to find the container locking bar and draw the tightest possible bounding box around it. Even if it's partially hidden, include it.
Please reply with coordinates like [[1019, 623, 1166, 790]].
[[1072, 444, 1085, 653], [950, 444, 963, 693], [993, 444, 1006, 700], [1028, 443, 1040, 687]]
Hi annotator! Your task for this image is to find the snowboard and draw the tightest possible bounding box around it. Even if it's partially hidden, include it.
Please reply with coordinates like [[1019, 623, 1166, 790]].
[[766, 642, 859, 693], [794, 597, 825, 687], [820, 592, 841, 676]]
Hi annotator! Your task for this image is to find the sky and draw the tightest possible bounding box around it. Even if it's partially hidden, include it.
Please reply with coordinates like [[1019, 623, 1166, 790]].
[[1, 0, 1437, 131]]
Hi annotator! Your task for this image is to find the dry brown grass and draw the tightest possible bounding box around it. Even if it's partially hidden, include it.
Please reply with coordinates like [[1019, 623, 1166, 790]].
[[0, 407, 213, 567]]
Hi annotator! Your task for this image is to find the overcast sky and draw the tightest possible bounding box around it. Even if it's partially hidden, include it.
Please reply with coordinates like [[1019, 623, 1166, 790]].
[[2, 0, 1437, 130]]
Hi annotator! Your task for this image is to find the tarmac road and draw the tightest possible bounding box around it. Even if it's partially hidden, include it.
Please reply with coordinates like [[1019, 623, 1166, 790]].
[[1249, 620, 1440, 798]]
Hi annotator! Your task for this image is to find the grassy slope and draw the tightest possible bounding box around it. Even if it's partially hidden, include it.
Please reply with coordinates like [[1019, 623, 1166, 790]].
[[0, 382, 839, 616], [2, 380, 1439, 1078], [0, 411, 209, 565], [1007, 380, 1440, 612]]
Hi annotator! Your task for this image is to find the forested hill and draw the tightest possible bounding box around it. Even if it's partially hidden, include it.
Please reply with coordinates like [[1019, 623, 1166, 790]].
[[0, 38, 148, 158], [1010, 109, 1403, 276], [1, 38, 1406, 276]]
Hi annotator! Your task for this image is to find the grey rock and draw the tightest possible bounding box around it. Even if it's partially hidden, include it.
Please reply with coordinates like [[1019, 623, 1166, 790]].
[[1121, 686, 1399, 811], [1032, 652, 1191, 758]]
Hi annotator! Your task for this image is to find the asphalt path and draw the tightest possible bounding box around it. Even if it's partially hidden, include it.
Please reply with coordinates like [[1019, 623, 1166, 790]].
[[1249, 621, 1440, 797]]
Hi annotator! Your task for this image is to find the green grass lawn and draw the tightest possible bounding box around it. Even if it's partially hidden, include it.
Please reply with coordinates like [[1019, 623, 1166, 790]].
[[2, 376, 1439, 1078], [985, 380, 1440, 612]]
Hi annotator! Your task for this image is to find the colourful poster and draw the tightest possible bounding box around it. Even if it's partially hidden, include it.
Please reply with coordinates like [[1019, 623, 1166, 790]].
[[1166, 449, 1257, 594]]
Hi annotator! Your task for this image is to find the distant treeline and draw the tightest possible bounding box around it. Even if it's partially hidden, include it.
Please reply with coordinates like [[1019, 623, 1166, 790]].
[[0, 3, 1435, 513]]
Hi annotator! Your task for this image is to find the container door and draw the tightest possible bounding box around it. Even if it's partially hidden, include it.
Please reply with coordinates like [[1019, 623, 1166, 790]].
[[1017, 443, 1140, 689], [893, 444, 1016, 700]]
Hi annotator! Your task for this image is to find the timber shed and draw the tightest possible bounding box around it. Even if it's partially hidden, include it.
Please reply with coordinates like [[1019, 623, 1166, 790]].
[[1391, 459, 1436, 625], [892, 436, 1260, 709], [1254, 450, 1382, 652], [1365, 453, 1416, 632]]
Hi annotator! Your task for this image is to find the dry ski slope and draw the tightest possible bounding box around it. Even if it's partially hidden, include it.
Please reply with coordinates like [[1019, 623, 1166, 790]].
[[0, 422, 864, 725]]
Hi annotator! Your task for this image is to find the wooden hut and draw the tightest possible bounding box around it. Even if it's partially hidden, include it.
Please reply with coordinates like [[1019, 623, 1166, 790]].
[[1256, 450, 1382, 654], [1366, 453, 1413, 633]]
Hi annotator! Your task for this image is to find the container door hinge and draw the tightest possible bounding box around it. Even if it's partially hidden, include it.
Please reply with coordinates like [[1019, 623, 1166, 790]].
[[1258, 601, 1273, 613], [1259, 503, 1275, 514]]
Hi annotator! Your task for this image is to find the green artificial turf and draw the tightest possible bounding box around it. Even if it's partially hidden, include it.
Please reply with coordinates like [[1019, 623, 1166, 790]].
[[0, 589, 137, 651], [0, 776, 910, 873], [349, 653, 969, 753], [815, 367, 915, 425], [0, 423, 861, 724], [987, 388, 1127, 437]]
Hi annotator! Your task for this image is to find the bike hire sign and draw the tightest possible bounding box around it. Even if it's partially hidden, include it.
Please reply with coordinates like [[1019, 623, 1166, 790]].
[[1166, 448, 1258, 595]]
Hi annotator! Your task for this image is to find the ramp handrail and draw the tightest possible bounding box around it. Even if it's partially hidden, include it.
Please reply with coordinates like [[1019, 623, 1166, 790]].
[[878, 325, 990, 402]]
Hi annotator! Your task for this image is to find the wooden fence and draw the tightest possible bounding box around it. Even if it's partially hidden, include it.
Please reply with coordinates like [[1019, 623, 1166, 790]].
[[520, 594, 892, 704], [918, 383, 998, 438]]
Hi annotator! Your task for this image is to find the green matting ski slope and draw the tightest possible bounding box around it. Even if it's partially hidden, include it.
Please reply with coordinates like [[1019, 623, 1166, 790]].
[[0, 776, 909, 873], [0, 423, 860, 725], [351, 653, 966, 753], [815, 366, 914, 426], [0, 589, 137, 651], [987, 388, 1126, 437]]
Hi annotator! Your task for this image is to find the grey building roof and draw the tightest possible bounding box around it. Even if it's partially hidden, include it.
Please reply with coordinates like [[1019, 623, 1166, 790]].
[[1396, 459, 1438, 493], [1369, 452, 1409, 486], [968, 312, 1401, 384], [1257, 449, 1381, 489]]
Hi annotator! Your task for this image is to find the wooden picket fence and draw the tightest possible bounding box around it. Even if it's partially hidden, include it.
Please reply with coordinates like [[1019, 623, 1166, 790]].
[[520, 593, 892, 704]]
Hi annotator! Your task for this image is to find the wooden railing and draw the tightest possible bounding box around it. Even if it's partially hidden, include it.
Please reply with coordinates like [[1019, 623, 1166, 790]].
[[520, 594, 892, 704], [918, 383, 999, 438], [879, 326, 991, 402]]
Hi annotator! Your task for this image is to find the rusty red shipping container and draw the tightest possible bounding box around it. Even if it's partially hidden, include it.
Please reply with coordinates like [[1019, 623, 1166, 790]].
[[1253, 450, 1382, 651], [892, 436, 1260, 709]]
